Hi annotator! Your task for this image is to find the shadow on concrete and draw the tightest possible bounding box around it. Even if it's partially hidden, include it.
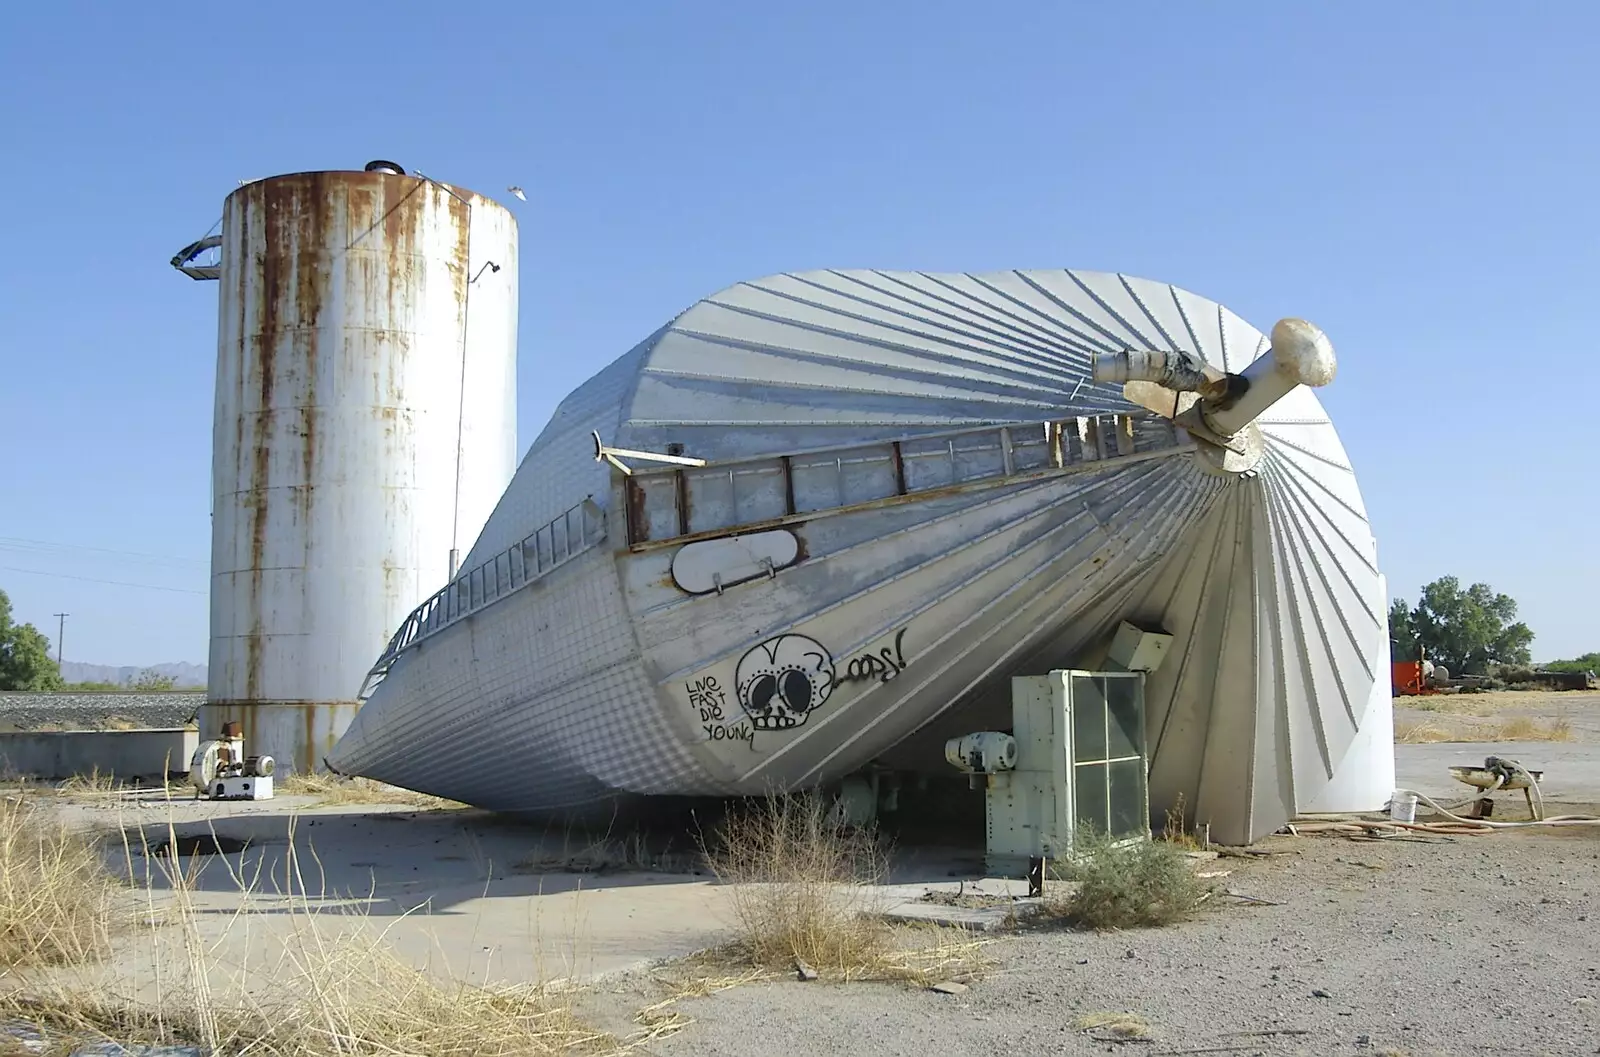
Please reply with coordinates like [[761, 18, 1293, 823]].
[[105, 778, 1000, 917], [116, 798, 720, 917]]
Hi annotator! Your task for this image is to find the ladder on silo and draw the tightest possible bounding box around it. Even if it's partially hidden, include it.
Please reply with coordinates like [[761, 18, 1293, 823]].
[[357, 498, 607, 702]]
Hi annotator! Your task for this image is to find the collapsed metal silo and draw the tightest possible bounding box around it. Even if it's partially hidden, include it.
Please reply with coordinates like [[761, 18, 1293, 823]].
[[329, 269, 1394, 845], [172, 161, 518, 771]]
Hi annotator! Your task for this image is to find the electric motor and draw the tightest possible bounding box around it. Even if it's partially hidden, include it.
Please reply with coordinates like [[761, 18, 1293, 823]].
[[944, 732, 1018, 775]]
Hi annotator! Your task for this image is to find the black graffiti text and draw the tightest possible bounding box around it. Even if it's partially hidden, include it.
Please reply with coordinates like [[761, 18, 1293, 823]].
[[840, 628, 909, 685], [703, 721, 756, 749], [686, 675, 728, 723]]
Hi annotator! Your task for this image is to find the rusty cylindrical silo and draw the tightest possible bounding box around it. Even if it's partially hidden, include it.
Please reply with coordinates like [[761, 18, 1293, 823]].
[[174, 162, 518, 772]]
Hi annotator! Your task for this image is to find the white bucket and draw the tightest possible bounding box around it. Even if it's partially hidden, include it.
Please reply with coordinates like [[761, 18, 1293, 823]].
[[1388, 792, 1418, 823]]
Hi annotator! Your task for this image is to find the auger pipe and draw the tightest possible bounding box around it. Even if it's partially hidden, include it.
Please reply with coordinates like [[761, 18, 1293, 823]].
[[1091, 348, 1210, 392], [1089, 318, 1336, 437], [1202, 318, 1336, 435]]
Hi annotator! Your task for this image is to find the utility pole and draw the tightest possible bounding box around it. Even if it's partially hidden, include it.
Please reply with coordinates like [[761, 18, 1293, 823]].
[[52, 613, 68, 666]]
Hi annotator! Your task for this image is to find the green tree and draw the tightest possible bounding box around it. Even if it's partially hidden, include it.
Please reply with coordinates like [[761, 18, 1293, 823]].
[[125, 669, 178, 692], [1546, 652, 1600, 674], [1392, 576, 1533, 676], [0, 588, 65, 691], [1387, 598, 1419, 662]]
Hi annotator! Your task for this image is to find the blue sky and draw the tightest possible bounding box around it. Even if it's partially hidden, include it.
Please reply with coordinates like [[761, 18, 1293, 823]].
[[0, 1, 1595, 666]]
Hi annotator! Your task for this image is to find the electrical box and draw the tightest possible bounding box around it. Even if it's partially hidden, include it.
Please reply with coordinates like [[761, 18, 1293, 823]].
[[1106, 622, 1174, 673], [212, 774, 274, 801], [984, 670, 1150, 875]]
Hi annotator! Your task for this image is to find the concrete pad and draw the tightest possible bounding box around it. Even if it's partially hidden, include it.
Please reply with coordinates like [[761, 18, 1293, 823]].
[[869, 877, 1049, 931], [45, 792, 742, 989], [25, 792, 1075, 999], [879, 898, 1044, 931]]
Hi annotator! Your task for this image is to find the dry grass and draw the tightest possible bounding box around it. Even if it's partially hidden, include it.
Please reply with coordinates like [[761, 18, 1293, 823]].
[[6, 941, 608, 1057], [55, 768, 123, 796], [1402, 694, 1495, 716], [278, 772, 463, 810], [0, 794, 120, 968], [1160, 792, 1202, 850], [1395, 719, 1454, 743], [1497, 716, 1573, 742], [1396, 715, 1573, 744], [628, 964, 777, 1046], [1050, 834, 1209, 930], [1074, 1011, 1151, 1038], [706, 794, 985, 984], [0, 808, 610, 1057]]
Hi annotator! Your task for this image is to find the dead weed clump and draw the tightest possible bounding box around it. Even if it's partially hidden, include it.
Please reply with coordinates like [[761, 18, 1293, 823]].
[[1159, 792, 1202, 850], [6, 936, 607, 1057], [1074, 1011, 1151, 1039], [55, 768, 131, 797], [707, 794, 984, 984], [2, 817, 609, 1057], [1496, 715, 1573, 742], [1052, 834, 1208, 930], [277, 772, 463, 810], [1395, 719, 1454, 744], [0, 793, 119, 968]]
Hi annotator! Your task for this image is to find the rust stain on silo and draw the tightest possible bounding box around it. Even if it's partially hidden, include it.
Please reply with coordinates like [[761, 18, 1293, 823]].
[[293, 175, 333, 530], [245, 178, 283, 704], [305, 707, 317, 772], [381, 175, 415, 350]]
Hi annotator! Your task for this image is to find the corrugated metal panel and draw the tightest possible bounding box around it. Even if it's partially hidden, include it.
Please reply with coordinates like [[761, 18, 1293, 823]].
[[207, 170, 517, 771], [329, 269, 1387, 844]]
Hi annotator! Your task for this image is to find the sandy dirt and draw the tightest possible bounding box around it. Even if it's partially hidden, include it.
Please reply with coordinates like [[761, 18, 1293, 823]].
[[10, 710, 1600, 1057], [589, 823, 1600, 1057]]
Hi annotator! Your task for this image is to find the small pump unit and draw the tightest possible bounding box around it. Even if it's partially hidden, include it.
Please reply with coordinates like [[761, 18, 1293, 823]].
[[189, 721, 275, 800], [948, 668, 1152, 875], [944, 732, 1019, 784]]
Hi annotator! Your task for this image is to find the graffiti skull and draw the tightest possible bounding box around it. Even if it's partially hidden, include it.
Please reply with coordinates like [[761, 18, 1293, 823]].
[[734, 634, 836, 730]]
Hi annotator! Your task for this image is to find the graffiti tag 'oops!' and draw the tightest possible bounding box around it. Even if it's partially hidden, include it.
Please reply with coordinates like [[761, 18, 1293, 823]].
[[840, 628, 909, 685]]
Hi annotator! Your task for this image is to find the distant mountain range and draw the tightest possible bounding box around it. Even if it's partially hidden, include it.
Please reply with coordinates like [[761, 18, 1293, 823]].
[[60, 661, 207, 689]]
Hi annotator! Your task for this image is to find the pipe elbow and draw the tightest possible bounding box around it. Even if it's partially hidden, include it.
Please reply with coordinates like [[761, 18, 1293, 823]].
[[1268, 318, 1337, 388]]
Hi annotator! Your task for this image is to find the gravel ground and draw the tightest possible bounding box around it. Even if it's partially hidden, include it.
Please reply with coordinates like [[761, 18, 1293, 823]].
[[592, 824, 1600, 1057], [0, 691, 203, 731]]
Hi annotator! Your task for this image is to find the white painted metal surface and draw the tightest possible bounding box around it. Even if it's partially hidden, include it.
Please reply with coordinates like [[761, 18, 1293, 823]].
[[212, 774, 274, 801], [671, 531, 800, 594], [328, 269, 1390, 844], [205, 168, 517, 771], [944, 732, 1018, 775]]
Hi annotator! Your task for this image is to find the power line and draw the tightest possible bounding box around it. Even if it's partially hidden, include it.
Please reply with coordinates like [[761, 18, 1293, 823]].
[[0, 566, 206, 595], [0, 537, 207, 566]]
